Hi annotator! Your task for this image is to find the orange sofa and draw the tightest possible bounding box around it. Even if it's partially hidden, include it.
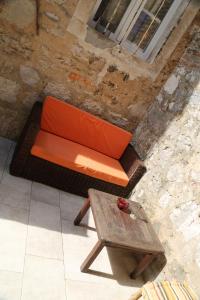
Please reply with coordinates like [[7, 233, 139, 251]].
[[10, 96, 146, 197]]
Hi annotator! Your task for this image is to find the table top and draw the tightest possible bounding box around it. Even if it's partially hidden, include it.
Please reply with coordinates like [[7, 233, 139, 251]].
[[88, 189, 164, 254]]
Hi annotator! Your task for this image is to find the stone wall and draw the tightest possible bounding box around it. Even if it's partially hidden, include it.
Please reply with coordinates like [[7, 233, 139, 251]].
[[131, 28, 200, 297], [0, 0, 199, 139]]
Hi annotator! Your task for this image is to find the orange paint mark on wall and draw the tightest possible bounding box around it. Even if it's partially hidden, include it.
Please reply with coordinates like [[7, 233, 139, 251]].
[[68, 72, 81, 81], [68, 72, 93, 88]]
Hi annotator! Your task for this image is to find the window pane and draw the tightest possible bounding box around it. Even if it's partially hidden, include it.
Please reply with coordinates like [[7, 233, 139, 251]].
[[127, 0, 175, 51], [145, 0, 164, 15], [157, 0, 174, 21], [93, 0, 131, 34]]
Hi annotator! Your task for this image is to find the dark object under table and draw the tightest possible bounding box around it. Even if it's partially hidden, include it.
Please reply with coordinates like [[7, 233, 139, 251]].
[[74, 189, 165, 279]]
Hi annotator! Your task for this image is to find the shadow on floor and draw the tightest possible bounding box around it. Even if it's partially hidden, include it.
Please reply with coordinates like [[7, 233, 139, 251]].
[[0, 137, 164, 290]]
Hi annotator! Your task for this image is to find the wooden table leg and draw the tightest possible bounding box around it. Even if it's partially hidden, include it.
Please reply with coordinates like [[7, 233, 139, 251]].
[[81, 240, 104, 272], [74, 198, 90, 225], [130, 254, 155, 279]]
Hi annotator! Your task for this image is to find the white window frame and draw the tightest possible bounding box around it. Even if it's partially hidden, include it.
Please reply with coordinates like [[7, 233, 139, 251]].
[[89, 0, 190, 62]]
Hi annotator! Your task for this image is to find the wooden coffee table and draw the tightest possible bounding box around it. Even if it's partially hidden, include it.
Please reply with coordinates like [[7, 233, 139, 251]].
[[74, 189, 164, 278]]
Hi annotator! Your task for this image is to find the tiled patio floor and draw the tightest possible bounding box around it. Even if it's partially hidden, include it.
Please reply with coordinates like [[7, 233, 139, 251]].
[[0, 136, 143, 300]]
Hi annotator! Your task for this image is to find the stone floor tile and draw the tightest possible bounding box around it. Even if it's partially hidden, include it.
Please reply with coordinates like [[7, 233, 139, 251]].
[[66, 280, 119, 300], [21, 255, 66, 300], [62, 218, 97, 251], [60, 191, 84, 221], [0, 153, 7, 181], [0, 166, 31, 210], [66, 279, 140, 300], [62, 219, 105, 283], [2, 171, 31, 195], [27, 200, 63, 260], [63, 245, 113, 284], [0, 270, 22, 300], [0, 182, 31, 210], [62, 219, 140, 286], [0, 203, 28, 272], [60, 191, 95, 227], [3, 141, 16, 170], [0, 137, 13, 181], [0, 137, 13, 157], [31, 181, 60, 207]]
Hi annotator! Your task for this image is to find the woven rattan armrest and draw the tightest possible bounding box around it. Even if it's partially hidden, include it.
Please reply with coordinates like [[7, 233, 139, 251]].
[[10, 101, 42, 176], [120, 144, 146, 184]]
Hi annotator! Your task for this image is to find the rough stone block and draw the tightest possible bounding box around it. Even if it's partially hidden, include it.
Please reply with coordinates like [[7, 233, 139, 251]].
[[20, 66, 40, 87], [0, 0, 35, 29], [81, 99, 103, 115], [74, 0, 96, 23], [43, 82, 72, 102], [163, 74, 179, 95], [0, 77, 19, 103], [45, 12, 59, 22], [67, 16, 86, 39]]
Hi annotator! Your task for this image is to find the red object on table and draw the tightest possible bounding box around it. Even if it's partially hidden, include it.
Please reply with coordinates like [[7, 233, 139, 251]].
[[117, 197, 129, 210]]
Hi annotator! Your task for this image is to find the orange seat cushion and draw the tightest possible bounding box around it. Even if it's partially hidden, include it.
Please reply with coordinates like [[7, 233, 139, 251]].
[[31, 130, 129, 187], [41, 96, 132, 159]]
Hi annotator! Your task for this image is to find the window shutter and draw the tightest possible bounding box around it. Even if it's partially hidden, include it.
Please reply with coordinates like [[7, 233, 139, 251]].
[[93, 0, 132, 35], [127, 0, 174, 51]]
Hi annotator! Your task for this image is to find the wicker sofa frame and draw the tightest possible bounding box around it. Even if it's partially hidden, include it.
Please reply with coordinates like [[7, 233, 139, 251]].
[[10, 101, 146, 198]]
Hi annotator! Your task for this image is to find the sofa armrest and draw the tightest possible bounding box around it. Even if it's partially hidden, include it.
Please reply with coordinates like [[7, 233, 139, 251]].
[[10, 101, 42, 176], [120, 144, 146, 182]]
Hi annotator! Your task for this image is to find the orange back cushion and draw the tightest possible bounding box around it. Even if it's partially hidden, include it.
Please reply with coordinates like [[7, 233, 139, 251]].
[[41, 96, 132, 159]]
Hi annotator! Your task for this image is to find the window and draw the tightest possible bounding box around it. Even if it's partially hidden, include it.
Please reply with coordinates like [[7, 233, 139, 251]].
[[89, 0, 190, 62]]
